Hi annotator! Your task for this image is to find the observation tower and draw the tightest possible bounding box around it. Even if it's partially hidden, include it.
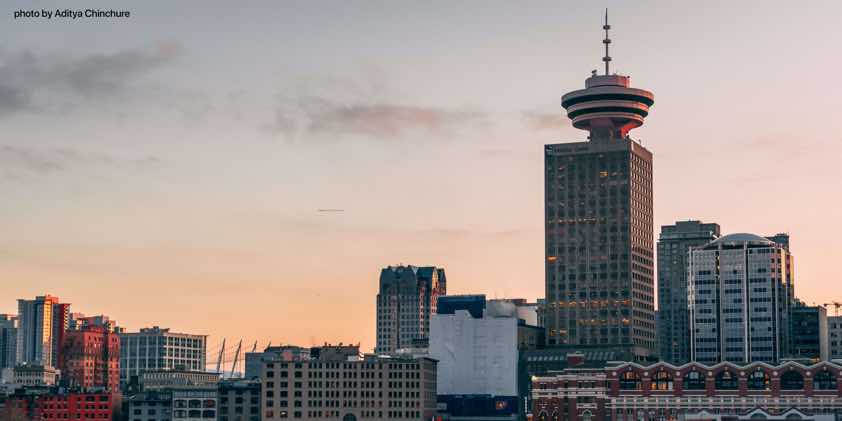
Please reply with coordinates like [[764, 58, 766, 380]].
[[560, 10, 654, 141]]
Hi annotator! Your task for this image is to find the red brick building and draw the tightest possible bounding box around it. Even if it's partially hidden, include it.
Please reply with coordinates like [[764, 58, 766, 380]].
[[60, 325, 120, 391], [532, 361, 842, 421], [1, 391, 115, 421]]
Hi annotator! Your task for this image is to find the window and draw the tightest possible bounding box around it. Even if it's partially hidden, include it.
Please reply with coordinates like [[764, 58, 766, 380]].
[[780, 370, 804, 390], [814, 370, 837, 390], [619, 371, 641, 390], [715, 370, 738, 390], [682, 371, 705, 390], [747, 370, 770, 391], [650, 370, 673, 391]]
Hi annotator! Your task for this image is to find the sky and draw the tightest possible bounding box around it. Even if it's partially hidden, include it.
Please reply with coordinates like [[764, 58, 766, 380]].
[[1, 1, 841, 368]]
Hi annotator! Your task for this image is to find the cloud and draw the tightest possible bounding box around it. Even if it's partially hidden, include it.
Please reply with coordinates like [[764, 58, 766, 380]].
[[0, 145, 160, 176], [267, 96, 486, 140], [522, 111, 565, 131], [0, 42, 180, 116]]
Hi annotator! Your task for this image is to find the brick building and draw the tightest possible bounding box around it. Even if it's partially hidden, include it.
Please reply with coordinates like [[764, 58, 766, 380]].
[[60, 325, 120, 391], [532, 360, 842, 421], [2, 390, 116, 421]]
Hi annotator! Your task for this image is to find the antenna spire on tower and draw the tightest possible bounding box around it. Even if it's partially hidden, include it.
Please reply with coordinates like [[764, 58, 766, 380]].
[[602, 8, 612, 75]]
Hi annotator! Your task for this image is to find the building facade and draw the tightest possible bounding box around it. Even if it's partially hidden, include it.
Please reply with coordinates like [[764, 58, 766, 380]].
[[689, 233, 795, 364], [11, 364, 59, 386], [60, 325, 121, 390], [3, 390, 116, 421], [430, 296, 520, 420], [244, 346, 310, 380], [139, 369, 220, 390], [789, 303, 829, 361], [0, 314, 18, 370], [16, 295, 70, 368], [656, 220, 720, 364], [545, 17, 656, 359], [828, 316, 842, 360], [172, 388, 217, 421], [120, 327, 207, 384], [376, 265, 446, 353], [532, 360, 842, 421], [218, 379, 260, 421], [260, 350, 437, 421], [69, 314, 120, 333], [127, 390, 174, 421]]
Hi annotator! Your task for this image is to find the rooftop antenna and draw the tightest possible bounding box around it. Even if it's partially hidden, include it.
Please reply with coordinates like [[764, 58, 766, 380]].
[[602, 8, 612, 75]]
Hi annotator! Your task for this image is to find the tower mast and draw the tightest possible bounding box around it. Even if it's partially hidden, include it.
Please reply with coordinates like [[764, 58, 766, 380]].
[[602, 9, 611, 75]]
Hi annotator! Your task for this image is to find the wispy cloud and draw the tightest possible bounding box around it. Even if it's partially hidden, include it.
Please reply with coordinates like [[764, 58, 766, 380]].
[[263, 73, 487, 140], [521, 111, 565, 131], [267, 96, 486, 140], [0, 42, 181, 117], [0, 145, 160, 176]]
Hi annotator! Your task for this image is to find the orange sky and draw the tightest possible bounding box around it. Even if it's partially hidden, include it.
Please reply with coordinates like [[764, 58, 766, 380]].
[[2, 1, 840, 367]]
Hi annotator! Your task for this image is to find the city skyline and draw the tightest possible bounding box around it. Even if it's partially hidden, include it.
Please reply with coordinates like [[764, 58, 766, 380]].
[[2, 0, 841, 355]]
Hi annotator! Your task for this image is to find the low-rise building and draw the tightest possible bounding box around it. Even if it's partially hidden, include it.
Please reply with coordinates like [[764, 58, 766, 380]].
[[12, 364, 59, 386], [218, 379, 260, 421], [2, 389, 116, 421], [532, 360, 842, 421], [172, 388, 217, 421], [140, 369, 220, 390], [128, 390, 173, 421], [828, 316, 842, 360], [790, 302, 829, 361], [430, 296, 519, 420], [244, 346, 309, 380], [261, 344, 437, 421]]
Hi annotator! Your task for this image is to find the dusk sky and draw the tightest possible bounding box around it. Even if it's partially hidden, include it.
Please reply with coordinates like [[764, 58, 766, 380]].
[[2, 1, 841, 367]]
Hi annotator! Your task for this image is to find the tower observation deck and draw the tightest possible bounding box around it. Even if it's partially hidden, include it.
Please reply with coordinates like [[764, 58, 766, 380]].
[[561, 10, 654, 141]]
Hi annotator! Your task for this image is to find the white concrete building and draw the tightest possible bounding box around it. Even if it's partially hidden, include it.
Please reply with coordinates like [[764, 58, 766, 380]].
[[119, 326, 207, 384], [429, 298, 518, 397]]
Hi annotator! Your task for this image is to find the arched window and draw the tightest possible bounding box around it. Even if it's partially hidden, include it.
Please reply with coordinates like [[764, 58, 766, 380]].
[[342, 415, 357, 421], [582, 411, 593, 421], [780, 371, 804, 390], [715, 370, 738, 390], [619, 370, 641, 390], [650, 370, 673, 391], [747, 370, 770, 390], [682, 371, 706, 390], [537, 411, 548, 421], [813, 370, 837, 390]]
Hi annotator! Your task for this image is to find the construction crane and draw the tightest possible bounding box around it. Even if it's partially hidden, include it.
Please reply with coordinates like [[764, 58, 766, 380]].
[[823, 302, 842, 317]]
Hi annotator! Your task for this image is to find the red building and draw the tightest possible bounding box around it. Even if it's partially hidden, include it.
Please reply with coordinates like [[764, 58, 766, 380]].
[[532, 360, 842, 421], [2, 391, 115, 421], [60, 325, 120, 391]]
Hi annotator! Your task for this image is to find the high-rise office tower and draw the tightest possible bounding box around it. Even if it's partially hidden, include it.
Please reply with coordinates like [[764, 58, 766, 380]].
[[656, 220, 720, 364], [688, 233, 795, 364], [376, 265, 446, 353], [545, 12, 656, 359], [0, 315, 18, 370], [16, 295, 70, 368], [119, 326, 207, 384]]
